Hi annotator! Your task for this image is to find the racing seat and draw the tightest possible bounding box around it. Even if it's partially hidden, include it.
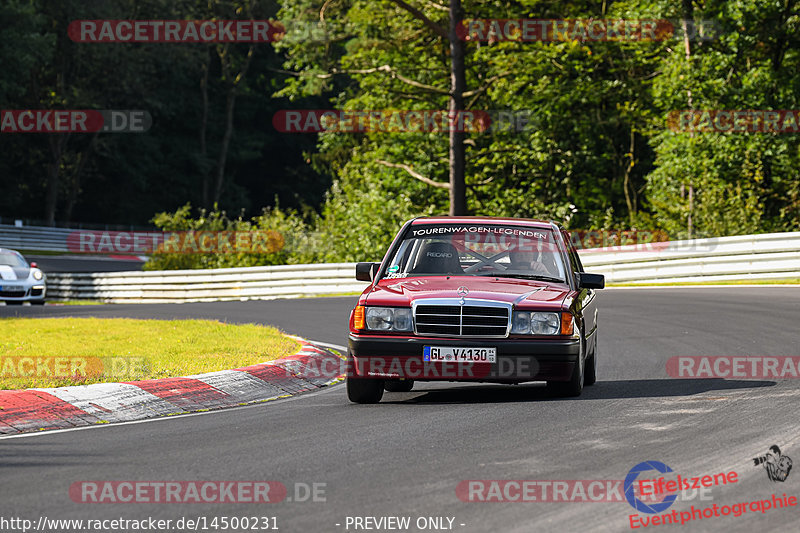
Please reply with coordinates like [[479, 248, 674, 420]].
[[411, 242, 463, 274]]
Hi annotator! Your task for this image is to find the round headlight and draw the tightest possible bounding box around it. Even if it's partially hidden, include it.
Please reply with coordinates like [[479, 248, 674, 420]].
[[531, 312, 560, 335], [366, 307, 393, 330], [32, 270, 43, 280], [393, 308, 413, 331], [511, 311, 531, 334]]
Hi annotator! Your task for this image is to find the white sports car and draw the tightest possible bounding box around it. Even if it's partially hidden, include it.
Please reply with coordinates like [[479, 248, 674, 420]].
[[0, 248, 46, 305]]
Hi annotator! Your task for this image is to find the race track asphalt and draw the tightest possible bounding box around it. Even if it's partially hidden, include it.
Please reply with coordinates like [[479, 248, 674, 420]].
[[2, 287, 799, 533]]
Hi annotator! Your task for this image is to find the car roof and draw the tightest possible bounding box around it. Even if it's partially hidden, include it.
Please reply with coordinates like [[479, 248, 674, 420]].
[[411, 216, 556, 229]]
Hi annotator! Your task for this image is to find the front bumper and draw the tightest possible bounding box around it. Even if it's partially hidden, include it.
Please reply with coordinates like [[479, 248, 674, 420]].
[[0, 282, 46, 302], [348, 334, 579, 382]]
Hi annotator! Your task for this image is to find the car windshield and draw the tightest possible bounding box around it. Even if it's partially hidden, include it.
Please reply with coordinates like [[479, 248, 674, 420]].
[[0, 252, 27, 268], [382, 224, 567, 283]]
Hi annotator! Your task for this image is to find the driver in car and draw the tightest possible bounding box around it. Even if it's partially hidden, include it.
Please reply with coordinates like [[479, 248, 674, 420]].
[[508, 249, 550, 275]]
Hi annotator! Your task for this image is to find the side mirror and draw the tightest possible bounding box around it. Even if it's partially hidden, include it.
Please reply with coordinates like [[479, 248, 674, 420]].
[[577, 272, 605, 290], [356, 262, 381, 282], [30, 262, 38, 269]]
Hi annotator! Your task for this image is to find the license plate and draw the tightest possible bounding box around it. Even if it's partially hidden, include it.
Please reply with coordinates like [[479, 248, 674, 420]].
[[1, 285, 20, 291], [423, 346, 496, 363]]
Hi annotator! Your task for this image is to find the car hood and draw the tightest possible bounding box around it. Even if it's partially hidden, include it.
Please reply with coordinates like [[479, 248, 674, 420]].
[[364, 276, 572, 310], [0, 265, 29, 280]]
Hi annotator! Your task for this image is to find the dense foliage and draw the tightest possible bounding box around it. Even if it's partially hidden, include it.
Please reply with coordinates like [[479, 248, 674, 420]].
[[0, 0, 329, 227]]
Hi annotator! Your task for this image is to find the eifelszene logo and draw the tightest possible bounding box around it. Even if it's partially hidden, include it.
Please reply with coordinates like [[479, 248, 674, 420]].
[[625, 461, 678, 514], [752, 445, 793, 482]]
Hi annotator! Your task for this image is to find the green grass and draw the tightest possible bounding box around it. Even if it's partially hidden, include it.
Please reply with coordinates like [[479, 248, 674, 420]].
[[45, 300, 105, 305], [300, 291, 362, 298], [609, 278, 800, 287], [0, 318, 299, 389]]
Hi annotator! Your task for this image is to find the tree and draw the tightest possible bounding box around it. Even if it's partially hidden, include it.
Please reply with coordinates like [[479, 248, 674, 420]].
[[646, 0, 800, 237], [276, 0, 474, 215]]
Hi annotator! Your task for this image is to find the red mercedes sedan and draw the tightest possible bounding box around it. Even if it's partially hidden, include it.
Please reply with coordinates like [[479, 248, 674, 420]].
[[347, 216, 605, 403]]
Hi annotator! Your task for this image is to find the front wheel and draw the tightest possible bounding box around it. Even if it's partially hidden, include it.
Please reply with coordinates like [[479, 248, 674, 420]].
[[384, 380, 414, 393], [547, 351, 584, 397], [584, 334, 597, 386], [583, 352, 596, 386], [347, 377, 384, 404]]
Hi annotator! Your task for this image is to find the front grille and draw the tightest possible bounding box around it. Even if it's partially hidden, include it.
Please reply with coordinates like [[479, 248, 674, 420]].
[[0, 290, 25, 298], [414, 300, 511, 337]]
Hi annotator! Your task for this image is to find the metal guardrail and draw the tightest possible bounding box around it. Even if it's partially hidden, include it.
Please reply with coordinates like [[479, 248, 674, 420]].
[[0, 223, 155, 253], [579, 231, 800, 283], [0, 224, 73, 252], [46, 263, 369, 303], [43, 231, 800, 302]]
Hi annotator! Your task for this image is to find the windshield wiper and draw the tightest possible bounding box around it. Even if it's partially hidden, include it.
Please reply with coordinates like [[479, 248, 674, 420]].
[[476, 272, 565, 283]]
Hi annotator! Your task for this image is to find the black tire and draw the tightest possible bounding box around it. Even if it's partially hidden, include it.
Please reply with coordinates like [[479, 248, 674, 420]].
[[547, 343, 584, 397], [5, 301, 23, 306], [31, 300, 45, 306], [583, 354, 596, 386], [347, 377, 384, 404], [584, 335, 597, 386], [384, 380, 414, 393]]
